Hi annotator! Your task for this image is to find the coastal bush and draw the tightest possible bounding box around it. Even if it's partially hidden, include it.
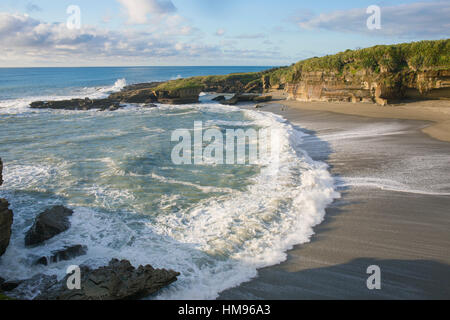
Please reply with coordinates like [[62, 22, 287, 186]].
[[153, 39, 449, 92]]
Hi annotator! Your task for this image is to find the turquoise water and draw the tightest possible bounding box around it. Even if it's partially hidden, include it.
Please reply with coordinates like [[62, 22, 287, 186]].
[[0, 67, 338, 299]]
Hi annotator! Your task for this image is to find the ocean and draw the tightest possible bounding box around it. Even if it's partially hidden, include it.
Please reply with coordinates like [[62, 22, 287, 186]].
[[0, 67, 338, 299]]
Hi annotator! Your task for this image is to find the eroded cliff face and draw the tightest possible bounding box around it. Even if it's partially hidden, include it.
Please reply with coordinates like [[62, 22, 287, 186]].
[[284, 69, 450, 105]]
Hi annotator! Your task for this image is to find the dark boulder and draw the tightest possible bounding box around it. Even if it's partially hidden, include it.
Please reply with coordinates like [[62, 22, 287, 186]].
[[220, 95, 239, 105], [1, 279, 24, 292], [142, 103, 158, 108], [0, 158, 14, 257], [212, 95, 226, 101], [253, 95, 272, 103], [36, 259, 180, 300], [34, 245, 87, 266], [0, 200, 13, 257], [7, 275, 57, 300], [30, 98, 123, 111], [25, 206, 74, 246]]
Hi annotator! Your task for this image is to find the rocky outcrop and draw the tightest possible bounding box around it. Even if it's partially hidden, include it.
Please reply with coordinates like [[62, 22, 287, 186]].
[[27, 259, 180, 300], [155, 87, 202, 105], [25, 206, 73, 246], [34, 245, 87, 266], [253, 95, 272, 103], [30, 98, 122, 111], [219, 93, 270, 105], [0, 199, 13, 257], [0, 158, 13, 257], [108, 82, 161, 103]]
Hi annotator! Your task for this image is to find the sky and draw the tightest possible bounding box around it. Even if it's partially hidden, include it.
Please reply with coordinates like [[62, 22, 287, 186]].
[[0, 0, 449, 67]]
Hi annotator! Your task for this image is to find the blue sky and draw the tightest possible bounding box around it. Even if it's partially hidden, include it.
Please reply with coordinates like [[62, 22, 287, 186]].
[[0, 0, 448, 67]]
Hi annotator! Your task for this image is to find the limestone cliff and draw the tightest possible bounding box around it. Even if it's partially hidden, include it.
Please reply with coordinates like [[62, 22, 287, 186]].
[[269, 39, 450, 105], [283, 69, 450, 105]]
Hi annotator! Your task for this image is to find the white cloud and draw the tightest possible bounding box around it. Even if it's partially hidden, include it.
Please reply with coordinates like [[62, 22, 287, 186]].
[[215, 28, 225, 36], [0, 12, 291, 66], [117, 0, 176, 24], [297, 1, 450, 38]]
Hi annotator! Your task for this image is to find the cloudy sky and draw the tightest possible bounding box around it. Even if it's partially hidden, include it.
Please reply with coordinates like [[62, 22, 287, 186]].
[[0, 0, 448, 67]]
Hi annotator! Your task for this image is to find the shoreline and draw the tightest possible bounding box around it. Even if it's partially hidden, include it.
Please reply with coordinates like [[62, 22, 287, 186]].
[[219, 99, 450, 299], [267, 91, 450, 142]]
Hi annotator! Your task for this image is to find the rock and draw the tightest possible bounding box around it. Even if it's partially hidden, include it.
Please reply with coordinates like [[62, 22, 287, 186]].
[[212, 95, 226, 101], [25, 206, 74, 246], [156, 87, 202, 105], [0, 158, 13, 257], [255, 104, 264, 109], [253, 95, 272, 102], [0, 199, 13, 257], [1, 279, 24, 292], [108, 105, 120, 111], [36, 259, 180, 300], [30, 98, 123, 111], [108, 82, 162, 104], [236, 94, 259, 102], [220, 95, 239, 105], [34, 245, 87, 266], [220, 93, 260, 105], [142, 103, 158, 108], [8, 275, 58, 300]]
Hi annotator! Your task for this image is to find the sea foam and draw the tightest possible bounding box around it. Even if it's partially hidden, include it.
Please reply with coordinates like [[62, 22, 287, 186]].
[[0, 101, 339, 300]]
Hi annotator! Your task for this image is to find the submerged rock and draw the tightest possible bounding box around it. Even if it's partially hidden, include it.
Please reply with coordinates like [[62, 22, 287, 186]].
[[1, 280, 24, 292], [142, 103, 158, 108], [34, 245, 88, 266], [36, 259, 180, 300], [25, 206, 74, 246], [7, 275, 58, 300]]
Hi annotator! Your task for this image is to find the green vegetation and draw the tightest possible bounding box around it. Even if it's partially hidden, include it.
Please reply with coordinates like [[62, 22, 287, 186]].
[[154, 72, 264, 92], [283, 39, 450, 83], [155, 39, 449, 91]]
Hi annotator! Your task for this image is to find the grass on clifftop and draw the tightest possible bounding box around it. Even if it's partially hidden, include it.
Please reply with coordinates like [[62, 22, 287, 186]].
[[283, 39, 450, 82], [154, 72, 265, 92], [155, 39, 449, 91]]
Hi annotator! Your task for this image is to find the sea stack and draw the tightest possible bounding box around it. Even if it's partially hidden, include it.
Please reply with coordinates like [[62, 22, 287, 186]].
[[0, 158, 13, 257]]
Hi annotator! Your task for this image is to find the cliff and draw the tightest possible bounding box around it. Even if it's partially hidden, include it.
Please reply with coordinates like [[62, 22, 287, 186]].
[[268, 39, 450, 105]]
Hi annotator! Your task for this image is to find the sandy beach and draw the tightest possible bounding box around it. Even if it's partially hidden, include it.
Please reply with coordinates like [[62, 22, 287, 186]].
[[220, 98, 450, 300]]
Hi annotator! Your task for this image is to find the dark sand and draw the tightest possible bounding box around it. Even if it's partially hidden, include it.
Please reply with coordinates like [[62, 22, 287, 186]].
[[219, 103, 450, 300]]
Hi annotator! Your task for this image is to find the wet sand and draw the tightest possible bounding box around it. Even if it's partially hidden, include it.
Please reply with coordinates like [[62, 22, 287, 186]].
[[219, 101, 450, 300]]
